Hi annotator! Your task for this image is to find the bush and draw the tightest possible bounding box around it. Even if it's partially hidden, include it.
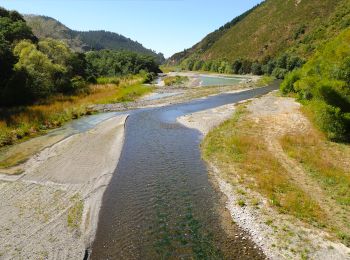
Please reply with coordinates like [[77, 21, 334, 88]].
[[251, 63, 263, 75], [143, 72, 156, 84], [272, 68, 288, 79], [280, 69, 301, 94], [87, 75, 97, 84], [70, 76, 89, 94], [316, 82, 350, 112], [309, 101, 348, 141]]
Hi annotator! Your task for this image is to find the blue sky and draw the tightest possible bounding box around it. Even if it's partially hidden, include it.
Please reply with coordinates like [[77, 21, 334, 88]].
[[0, 0, 262, 57]]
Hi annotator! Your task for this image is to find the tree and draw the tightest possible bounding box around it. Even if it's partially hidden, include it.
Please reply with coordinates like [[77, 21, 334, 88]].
[[13, 40, 63, 98], [251, 63, 263, 75], [0, 35, 16, 84]]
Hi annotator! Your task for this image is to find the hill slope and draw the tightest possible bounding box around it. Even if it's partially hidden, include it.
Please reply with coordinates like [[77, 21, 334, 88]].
[[170, 0, 350, 65], [25, 15, 165, 62]]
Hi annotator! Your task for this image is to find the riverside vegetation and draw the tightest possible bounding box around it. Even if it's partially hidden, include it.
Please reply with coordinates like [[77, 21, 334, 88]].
[[0, 7, 160, 148], [180, 0, 350, 255]]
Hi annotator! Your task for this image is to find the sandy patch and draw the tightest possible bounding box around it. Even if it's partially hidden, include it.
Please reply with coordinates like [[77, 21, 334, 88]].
[[0, 115, 127, 259]]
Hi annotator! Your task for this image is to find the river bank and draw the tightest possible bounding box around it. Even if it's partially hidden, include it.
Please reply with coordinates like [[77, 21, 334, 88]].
[[0, 73, 263, 259], [0, 72, 257, 173], [178, 91, 350, 259], [0, 115, 127, 259]]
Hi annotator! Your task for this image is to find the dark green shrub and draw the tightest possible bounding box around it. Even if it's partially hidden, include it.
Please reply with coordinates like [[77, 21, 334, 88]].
[[316, 83, 350, 112], [280, 70, 301, 94], [310, 101, 348, 141], [262, 60, 276, 75], [272, 68, 288, 79], [143, 72, 156, 84], [70, 76, 89, 94], [87, 75, 97, 84], [251, 63, 263, 75]]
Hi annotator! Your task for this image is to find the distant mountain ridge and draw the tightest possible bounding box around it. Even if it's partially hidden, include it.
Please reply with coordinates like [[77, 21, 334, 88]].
[[24, 15, 165, 62], [169, 0, 350, 65]]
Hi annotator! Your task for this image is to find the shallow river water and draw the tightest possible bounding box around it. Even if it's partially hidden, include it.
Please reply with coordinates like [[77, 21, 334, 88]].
[[90, 83, 279, 259]]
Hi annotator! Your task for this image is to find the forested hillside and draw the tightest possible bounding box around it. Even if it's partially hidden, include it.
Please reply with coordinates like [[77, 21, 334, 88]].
[[25, 15, 165, 63], [169, 0, 350, 78]]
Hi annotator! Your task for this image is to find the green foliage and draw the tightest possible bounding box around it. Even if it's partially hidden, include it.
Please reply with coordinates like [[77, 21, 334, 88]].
[[70, 76, 89, 94], [0, 8, 92, 105], [14, 40, 62, 98], [0, 8, 36, 43], [96, 77, 120, 85], [308, 101, 348, 141], [0, 7, 158, 106], [179, 53, 304, 77], [163, 75, 188, 86], [272, 67, 288, 79], [280, 69, 301, 94], [251, 63, 263, 75], [86, 50, 161, 77], [281, 28, 350, 141]]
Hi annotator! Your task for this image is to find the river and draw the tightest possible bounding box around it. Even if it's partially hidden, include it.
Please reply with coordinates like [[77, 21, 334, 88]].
[[90, 82, 279, 259]]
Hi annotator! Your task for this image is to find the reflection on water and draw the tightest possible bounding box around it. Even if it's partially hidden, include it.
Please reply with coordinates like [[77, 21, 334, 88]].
[[199, 75, 243, 87]]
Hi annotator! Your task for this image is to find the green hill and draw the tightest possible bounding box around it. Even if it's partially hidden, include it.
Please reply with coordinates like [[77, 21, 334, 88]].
[[169, 0, 350, 65], [24, 15, 165, 62]]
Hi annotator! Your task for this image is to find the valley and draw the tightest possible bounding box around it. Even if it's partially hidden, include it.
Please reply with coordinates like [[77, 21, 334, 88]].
[[0, 0, 349, 259]]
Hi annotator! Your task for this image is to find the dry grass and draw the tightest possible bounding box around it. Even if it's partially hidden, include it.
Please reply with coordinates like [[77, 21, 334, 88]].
[[163, 75, 188, 86], [202, 105, 326, 225], [67, 194, 84, 231], [280, 129, 350, 244]]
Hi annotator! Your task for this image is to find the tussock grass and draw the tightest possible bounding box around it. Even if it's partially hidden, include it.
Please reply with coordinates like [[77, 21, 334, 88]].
[[202, 106, 326, 225], [163, 75, 188, 86], [0, 75, 152, 149], [67, 195, 84, 230], [280, 129, 350, 245], [281, 133, 350, 206]]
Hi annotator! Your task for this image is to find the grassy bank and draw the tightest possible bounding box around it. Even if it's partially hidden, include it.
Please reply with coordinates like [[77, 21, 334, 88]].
[[202, 105, 326, 225], [201, 97, 350, 248], [280, 127, 350, 245], [0, 75, 153, 148]]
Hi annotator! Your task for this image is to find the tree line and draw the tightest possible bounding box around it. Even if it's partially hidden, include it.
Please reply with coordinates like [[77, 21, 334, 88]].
[[180, 53, 305, 79], [0, 7, 160, 106]]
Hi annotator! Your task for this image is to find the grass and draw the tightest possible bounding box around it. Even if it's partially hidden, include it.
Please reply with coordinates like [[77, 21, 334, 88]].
[[163, 75, 189, 86], [67, 194, 84, 230], [159, 65, 180, 73], [280, 133, 350, 206], [96, 76, 120, 85], [256, 75, 275, 87], [280, 128, 350, 245], [202, 105, 326, 226], [0, 74, 153, 150]]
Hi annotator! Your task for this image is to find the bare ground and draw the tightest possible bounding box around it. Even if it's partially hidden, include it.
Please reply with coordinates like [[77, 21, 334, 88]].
[[178, 91, 350, 259], [0, 115, 127, 259]]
